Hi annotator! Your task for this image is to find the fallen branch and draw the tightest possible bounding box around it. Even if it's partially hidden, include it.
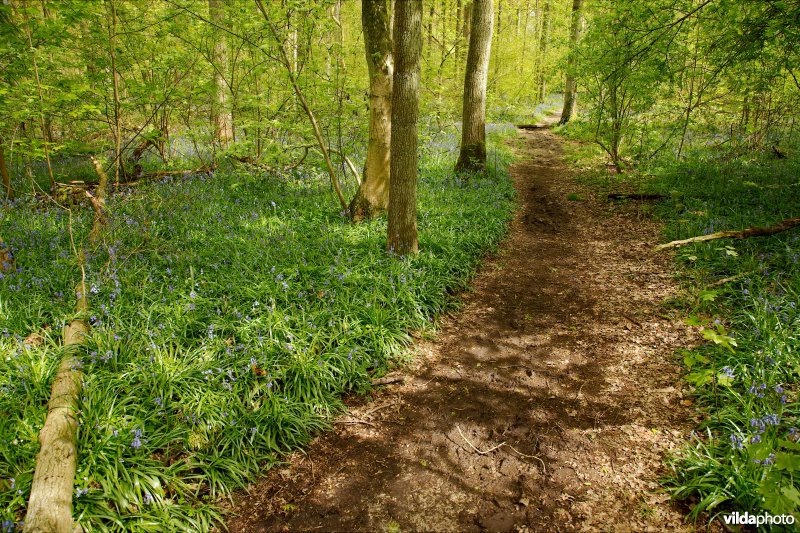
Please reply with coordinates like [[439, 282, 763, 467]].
[[654, 217, 800, 251], [708, 272, 749, 288], [371, 375, 405, 386], [139, 165, 213, 178], [335, 418, 378, 427], [608, 193, 666, 201], [25, 283, 88, 533]]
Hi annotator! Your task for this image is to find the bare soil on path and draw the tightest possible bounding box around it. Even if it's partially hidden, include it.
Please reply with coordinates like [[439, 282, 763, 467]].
[[225, 119, 700, 532]]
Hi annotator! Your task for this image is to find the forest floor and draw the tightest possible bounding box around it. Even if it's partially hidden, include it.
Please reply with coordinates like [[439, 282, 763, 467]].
[[224, 117, 703, 532]]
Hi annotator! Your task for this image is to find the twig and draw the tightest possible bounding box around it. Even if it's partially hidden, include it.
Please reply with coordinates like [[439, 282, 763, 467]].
[[622, 314, 641, 327], [335, 418, 377, 427], [708, 272, 748, 288], [363, 401, 398, 417], [504, 444, 547, 475], [456, 425, 506, 455]]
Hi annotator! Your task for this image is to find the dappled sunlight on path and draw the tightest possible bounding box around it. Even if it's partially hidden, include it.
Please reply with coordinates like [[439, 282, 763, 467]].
[[225, 117, 695, 532]]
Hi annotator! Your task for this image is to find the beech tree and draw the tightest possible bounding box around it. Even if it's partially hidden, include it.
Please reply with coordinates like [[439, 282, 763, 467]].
[[350, 0, 393, 221], [455, 0, 493, 173], [387, 0, 422, 256]]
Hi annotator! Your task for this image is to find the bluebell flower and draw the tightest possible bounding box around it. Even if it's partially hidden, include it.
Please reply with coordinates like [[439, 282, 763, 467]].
[[131, 429, 143, 449], [748, 382, 767, 397]]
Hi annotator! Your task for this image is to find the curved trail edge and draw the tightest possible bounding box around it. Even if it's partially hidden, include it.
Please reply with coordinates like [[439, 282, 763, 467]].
[[226, 119, 697, 532]]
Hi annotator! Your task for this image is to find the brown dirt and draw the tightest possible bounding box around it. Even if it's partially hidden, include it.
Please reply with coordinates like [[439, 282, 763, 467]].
[[224, 118, 702, 532]]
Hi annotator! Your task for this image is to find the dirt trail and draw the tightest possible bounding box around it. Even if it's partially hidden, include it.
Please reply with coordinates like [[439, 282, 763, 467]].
[[226, 119, 698, 532]]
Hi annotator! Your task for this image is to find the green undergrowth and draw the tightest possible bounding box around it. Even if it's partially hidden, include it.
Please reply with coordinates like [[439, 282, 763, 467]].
[[0, 135, 516, 531], [565, 132, 800, 525], [650, 154, 800, 525]]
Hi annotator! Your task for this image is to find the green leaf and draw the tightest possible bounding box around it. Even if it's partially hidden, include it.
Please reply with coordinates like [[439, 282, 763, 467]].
[[686, 369, 714, 386], [774, 452, 800, 472], [699, 289, 718, 302], [760, 479, 800, 515], [716, 373, 734, 386], [685, 315, 702, 326]]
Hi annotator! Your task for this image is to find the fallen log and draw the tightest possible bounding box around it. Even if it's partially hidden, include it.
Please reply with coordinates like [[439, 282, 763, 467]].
[[608, 193, 667, 201], [25, 283, 88, 533], [140, 166, 213, 178], [654, 217, 800, 251], [371, 375, 405, 386], [517, 123, 549, 130]]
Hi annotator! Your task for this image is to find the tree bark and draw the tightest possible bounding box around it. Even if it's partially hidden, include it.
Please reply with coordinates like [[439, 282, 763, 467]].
[[455, 0, 494, 173], [25, 284, 88, 533], [25, 13, 55, 191], [536, 0, 551, 103], [654, 218, 800, 251], [559, 0, 583, 125], [387, 0, 422, 256], [350, 0, 393, 221], [0, 139, 12, 199], [107, 0, 122, 185], [209, 0, 233, 147], [89, 157, 109, 243]]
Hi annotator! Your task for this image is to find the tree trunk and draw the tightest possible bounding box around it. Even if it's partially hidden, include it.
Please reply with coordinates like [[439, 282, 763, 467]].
[[455, 0, 494, 172], [107, 0, 122, 185], [0, 139, 12, 199], [536, 0, 551, 103], [387, 0, 422, 256], [350, 0, 393, 221], [255, 0, 349, 213], [209, 0, 233, 147], [559, 0, 582, 125], [455, 0, 463, 67], [25, 13, 56, 191]]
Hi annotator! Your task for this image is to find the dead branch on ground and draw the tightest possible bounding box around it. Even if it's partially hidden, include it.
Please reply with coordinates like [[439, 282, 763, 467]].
[[654, 217, 800, 251]]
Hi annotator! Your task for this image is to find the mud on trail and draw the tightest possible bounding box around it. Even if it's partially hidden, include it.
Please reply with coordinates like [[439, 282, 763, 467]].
[[225, 121, 700, 532]]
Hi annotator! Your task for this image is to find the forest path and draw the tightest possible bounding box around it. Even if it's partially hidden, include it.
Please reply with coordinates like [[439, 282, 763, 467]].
[[226, 118, 696, 532]]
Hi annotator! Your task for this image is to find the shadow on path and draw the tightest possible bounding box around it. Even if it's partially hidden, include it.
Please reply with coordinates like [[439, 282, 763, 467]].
[[225, 117, 695, 532]]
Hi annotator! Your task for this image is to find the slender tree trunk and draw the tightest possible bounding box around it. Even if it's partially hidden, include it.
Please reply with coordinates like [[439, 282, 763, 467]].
[[463, 1, 472, 48], [107, 0, 122, 184], [559, 0, 583, 125], [350, 0, 393, 221], [492, 0, 501, 83], [0, 140, 12, 199], [255, 0, 348, 212], [536, 0, 550, 103], [209, 0, 233, 147], [455, 0, 494, 172], [387, 0, 422, 256], [427, 3, 434, 59], [25, 14, 55, 191], [520, 1, 530, 74], [455, 0, 463, 67]]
